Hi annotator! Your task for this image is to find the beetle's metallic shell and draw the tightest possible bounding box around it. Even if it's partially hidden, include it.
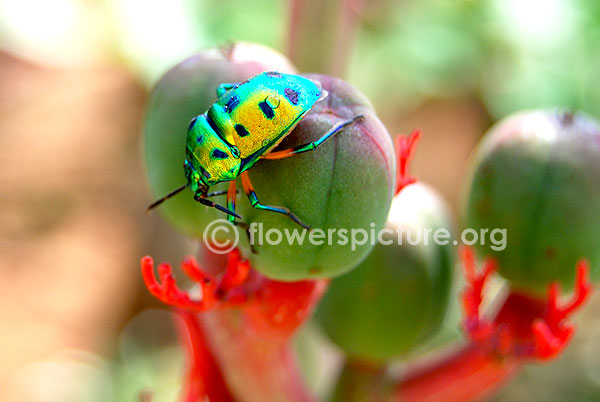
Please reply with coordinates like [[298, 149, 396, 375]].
[[185, 71, 322, 190]]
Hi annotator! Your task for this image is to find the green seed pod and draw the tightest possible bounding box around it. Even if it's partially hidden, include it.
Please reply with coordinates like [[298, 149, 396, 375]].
[[315, 183, 455, 362], [144, 46, 396, 281], [464, 109, 600, 295], [235, 74, 395, 280], [144, 43, 297, 235]]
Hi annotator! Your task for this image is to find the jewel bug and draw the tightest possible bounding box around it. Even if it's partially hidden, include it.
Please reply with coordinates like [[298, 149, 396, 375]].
[[148, 71, 363, 229]]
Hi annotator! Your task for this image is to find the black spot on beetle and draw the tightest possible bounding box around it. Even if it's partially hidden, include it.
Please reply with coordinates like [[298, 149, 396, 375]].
[[196, 135, 203, 144], [265, 71, 282, 77], [188, 116, 198, 130], [225, 95, 240, 113], [258, 101, 275, 119], [284, 87, 299, 105], [211, 149, 229, 159], [235, 124, 250, 137]]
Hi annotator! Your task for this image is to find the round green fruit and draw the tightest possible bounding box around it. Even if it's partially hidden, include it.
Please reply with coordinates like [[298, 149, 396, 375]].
[[144, 42, 296, 236], [144, 45, 396, 281], [235, 74, 396, 280], [464, 109, 600, 295]]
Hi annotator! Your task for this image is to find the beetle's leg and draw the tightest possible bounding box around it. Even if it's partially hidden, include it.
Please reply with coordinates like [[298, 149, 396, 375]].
[[240, 171, 310, 230], [225, 180, 238, 223], [194, 192, 242, 219], [205, 189, 239, 197], [225, 180, 257, 253], [262, 115, 364, 160], [216, 83, 239, 98]]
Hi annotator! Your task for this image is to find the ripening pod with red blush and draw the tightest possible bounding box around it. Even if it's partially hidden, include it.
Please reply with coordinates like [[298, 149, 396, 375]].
[[235, 74, 396, 280]]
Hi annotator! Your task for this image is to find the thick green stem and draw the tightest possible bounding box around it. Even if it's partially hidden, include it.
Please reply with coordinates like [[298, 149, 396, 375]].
[[330, 360, 387, 402], [286, 0, 364, 76]]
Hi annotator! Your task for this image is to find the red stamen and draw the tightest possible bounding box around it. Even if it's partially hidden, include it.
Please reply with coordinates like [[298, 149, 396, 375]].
[[141, 249, 325, 333], [394, 130, 421, 195], [530, 259, 591, 359], [459, 246, 496, 341], [141, 254, 249, 311], [531, 319, 572, 360], [558, 260, 591, 317], [219, 249, 250, 291], [181, 256, 212, 283], [457, 247, 592, 360]]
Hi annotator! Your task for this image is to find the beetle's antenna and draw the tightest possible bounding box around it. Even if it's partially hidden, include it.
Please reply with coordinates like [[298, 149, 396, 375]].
[[147, 184, 187, 212]]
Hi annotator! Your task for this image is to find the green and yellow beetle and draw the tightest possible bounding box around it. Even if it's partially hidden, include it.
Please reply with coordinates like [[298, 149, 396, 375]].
[[149, 71, 362, 229]]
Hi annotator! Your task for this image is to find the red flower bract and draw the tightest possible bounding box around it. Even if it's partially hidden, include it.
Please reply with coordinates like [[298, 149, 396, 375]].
[[396, 247, 593, 402], [460, 246, 591, 360], [141, 249, 326, 337], [142, 249, 327, 402], [141, 250, 249, 311]]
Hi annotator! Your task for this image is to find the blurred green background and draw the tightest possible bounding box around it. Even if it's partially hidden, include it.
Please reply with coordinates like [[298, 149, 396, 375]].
[[2, 0, 600, 400]]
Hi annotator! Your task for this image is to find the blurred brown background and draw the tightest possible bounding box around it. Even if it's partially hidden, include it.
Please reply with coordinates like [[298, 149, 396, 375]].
[[2, 0, 600, 400]]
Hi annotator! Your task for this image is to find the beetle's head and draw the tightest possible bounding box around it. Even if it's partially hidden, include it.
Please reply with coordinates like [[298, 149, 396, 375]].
[[184, 115, 241, 193], [184, 159, 208, 195]]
